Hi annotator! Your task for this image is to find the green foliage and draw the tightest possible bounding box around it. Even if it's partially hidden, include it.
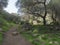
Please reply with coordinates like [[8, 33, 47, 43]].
[[0, 32, 3, 45], [0, 0, 8, 10], [0, 17, 8, 26], [18, 24, 60, 45]]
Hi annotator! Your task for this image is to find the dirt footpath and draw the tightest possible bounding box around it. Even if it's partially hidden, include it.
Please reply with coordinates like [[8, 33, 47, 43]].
[[2, 25, 33, 45]]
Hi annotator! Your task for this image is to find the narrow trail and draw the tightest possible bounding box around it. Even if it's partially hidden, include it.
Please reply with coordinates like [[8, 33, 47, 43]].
[[2, 25, 33, 45]]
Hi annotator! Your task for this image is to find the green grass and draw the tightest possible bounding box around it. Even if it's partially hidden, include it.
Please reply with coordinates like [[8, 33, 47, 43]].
[[0, 32, 3, 45], [0, 17, 16, 32], [2, 22, 16, 32], [19, 25, 60, 45]]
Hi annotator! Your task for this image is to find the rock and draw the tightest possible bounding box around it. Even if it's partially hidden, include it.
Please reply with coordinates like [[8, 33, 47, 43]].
[[54, 41, 59, 44], [55, 27, 60, 30], [41, 35, 45, 37], [49, 41, 53, 44], [12, 31, 19, 36], [21, 22, 32, 31], [34, 38, 40, 42], [0, 28, 3, 32], [32, 34, 38, 37]]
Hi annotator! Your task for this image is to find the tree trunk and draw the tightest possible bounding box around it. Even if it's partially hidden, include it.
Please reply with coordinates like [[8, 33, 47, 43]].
[[43, 0, 47, 25], [43, 17, 46, 25]]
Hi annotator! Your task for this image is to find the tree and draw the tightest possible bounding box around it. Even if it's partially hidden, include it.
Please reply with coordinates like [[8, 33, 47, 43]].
[[0, 0, 8, 10], [16, 0, 50, 25], [48, 0, 60, 25]]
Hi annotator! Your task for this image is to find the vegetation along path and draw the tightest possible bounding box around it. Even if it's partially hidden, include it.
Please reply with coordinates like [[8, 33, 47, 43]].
[[2, 25, 33, 45]]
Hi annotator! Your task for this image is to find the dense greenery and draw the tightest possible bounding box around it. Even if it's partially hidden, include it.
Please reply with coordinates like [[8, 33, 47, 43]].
[[0, 32, 3, 45], [18, 24, 60, 45], [16, 0, 60, 25], [16, 0, 60, 45], [16, 0, 48, 25], [0, 0, 60, 45], [0, 0, 8, 44]]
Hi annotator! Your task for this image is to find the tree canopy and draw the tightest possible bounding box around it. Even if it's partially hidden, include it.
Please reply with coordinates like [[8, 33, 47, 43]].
[[0, 0, 8, 10], [48, 0, 60, 24]]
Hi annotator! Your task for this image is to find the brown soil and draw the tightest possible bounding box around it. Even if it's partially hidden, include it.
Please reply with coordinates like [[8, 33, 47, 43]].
[[2, 25, 33, 45]]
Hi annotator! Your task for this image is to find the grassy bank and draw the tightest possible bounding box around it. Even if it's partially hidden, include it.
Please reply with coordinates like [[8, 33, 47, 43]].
[[18, 25, 60, 45], [0, 32, 3, 45]]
